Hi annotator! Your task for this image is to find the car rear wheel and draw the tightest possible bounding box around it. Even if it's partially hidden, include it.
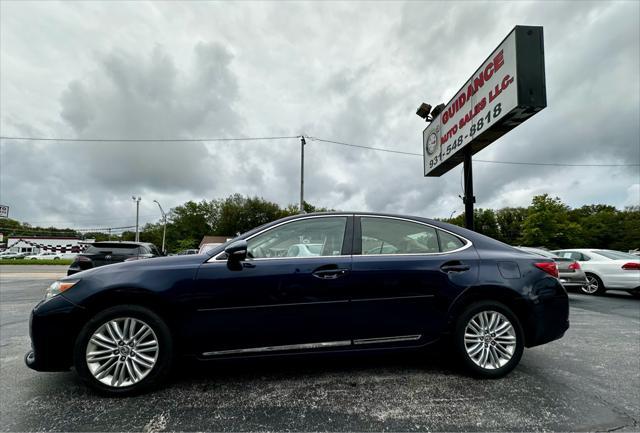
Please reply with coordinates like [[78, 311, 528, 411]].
[[74, 305, 173, 395], [582, 273, 605, 295], [454, 301, 524, 378]]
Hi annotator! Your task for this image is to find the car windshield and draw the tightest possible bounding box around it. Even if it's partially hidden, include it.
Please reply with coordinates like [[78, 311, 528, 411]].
[[593, 250, 639, 260]]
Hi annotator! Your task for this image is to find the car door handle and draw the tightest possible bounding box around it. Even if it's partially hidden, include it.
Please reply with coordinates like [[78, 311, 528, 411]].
[[312, 268, 350, 279], [441, 262, 471, 273]]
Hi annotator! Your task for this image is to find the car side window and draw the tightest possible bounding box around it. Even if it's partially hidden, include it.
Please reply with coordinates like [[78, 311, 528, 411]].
[[438, 230, 465, 252], [247, 217, 347, 259], [361, 217, 440, 255], [580, 253, 591, 261]]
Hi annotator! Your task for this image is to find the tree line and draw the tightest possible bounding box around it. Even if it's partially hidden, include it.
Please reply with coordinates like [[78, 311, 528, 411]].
[[1, 193, 637, 253]]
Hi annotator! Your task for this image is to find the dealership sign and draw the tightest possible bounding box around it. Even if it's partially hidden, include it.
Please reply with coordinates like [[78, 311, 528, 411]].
[[423, 26, 546, 176], [0, 205, 8, 218]]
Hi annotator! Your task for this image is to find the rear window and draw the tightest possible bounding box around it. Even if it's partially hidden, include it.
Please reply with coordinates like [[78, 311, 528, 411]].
[[85, 244, 141, 255]]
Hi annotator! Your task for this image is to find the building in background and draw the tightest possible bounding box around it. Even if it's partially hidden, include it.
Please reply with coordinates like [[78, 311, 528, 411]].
[[5, 236, 95, 257]]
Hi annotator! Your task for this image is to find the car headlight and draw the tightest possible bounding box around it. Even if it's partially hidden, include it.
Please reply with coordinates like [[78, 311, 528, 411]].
[[45, 280, 79, 300]]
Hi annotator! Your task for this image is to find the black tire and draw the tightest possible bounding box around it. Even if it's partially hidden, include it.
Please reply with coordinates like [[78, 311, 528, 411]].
[[583, 273, 606, 295], [453, 301, 524, 378], [74, 305, 173, 396]]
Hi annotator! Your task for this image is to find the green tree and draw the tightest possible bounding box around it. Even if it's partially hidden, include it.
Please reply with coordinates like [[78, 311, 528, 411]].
[[215, 194, 284, 236], [520, 194, 581, 249], [495, 207, 528, 245]]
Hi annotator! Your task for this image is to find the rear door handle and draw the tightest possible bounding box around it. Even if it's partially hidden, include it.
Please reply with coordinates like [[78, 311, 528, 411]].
[[441, 262, 471, 273], [312, 268, 350, 280]]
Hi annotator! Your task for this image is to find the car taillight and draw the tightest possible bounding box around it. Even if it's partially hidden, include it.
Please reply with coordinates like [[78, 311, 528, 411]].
[[568, 261, 581, 270], [76, 256, 91, 262], [622, 262, 640, 270], [534, 262, 559, 278]]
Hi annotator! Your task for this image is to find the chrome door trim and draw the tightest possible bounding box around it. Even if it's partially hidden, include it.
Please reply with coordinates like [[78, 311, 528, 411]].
[[356, 214, 473, 256], [207, 214, 353, 263], [350, 295, 435, 303], [197, 299, 349, 312], [353, 334, 422, 345], [201, 334, 424, 357], [202, 340, 352, 357]]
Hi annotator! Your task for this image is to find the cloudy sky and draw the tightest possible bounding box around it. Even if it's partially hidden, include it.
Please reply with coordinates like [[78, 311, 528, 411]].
[[1, 1, 638, 231]]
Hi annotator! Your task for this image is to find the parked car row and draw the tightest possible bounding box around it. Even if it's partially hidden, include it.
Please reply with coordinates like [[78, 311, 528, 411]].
[[552, 249, 640, 297], [515, 246, 640, 297], [0, 250, 28, 259], [0, 251, 77, 260]]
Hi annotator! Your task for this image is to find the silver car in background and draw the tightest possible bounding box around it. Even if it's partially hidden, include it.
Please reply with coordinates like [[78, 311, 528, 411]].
[[553, 249, 640, 297], [515, 247, 589, 293]]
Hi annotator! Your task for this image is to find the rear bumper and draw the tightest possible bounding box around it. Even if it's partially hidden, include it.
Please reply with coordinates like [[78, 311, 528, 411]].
[[524, 278, 570, 348], [25, 295, 87, 372]]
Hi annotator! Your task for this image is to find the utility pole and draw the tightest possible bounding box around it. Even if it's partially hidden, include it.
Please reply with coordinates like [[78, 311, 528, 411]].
[[108, 228, 112, 241], [153, 200, 167, 254], [299, 136, 306, 213], [463, 147, 475, 231], [132, 196, 141, 242]]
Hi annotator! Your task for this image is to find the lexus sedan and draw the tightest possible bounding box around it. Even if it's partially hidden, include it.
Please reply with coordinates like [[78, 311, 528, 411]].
[[26, 212, 569, 395], [553, 249, 640, 296]]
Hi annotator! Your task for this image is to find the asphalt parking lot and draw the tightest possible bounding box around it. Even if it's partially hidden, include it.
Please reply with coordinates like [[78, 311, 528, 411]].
[[1, 265, 638, 432]]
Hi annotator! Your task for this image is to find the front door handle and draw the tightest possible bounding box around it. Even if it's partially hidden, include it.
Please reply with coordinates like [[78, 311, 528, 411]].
[[441, 262, 471, 273], [312, 268, 350, 280]]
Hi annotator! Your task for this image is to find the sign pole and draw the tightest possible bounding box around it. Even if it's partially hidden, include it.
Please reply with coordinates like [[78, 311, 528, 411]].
[[463, 147, 475, 230], [299, 136, 305, 213]]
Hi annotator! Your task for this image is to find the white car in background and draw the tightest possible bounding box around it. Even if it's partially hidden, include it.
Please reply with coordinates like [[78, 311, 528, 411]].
[[24, 251, 63, 260], [553, 249, 640, 297]]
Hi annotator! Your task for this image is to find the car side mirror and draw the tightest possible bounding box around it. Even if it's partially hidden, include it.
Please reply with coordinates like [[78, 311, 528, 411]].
[[225, 240, 248, 262]]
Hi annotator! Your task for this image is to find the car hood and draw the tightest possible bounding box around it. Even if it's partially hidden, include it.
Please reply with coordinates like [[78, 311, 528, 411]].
[[62, 253, 208, 281]]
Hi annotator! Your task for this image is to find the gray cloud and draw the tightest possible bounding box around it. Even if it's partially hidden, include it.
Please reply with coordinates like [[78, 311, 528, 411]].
[[1, 1, 638, 230]]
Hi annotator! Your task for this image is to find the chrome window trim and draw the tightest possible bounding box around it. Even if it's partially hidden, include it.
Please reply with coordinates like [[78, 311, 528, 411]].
[[357, 214, 473, 256], [207, 214, 352, 263]]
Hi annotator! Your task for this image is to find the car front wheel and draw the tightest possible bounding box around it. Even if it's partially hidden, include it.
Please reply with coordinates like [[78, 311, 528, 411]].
[[454, 301, 524, 378], [74, 305, 173, 395], [582, 273, 605, 295]]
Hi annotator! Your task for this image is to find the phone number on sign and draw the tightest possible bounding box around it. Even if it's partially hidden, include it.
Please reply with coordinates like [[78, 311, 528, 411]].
[[427, 103, 503, 169]]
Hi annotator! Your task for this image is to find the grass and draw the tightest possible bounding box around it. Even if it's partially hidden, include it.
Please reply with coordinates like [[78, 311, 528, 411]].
[[0, 259, 73, 265]]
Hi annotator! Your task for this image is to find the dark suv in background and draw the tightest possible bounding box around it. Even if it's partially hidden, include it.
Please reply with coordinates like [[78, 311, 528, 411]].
[[67, 242, 161, 276]]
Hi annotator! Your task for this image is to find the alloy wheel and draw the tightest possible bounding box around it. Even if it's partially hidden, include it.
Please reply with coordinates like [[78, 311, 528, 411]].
[[85, 317, 159, 388], [583, 276, 599, 294], [464, 310, 516, 370]]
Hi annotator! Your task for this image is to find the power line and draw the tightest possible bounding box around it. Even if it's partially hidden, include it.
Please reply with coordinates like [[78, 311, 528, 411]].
[[18, 214, 158, 226], [0, 135, 300, 142], [2, 134, 638, 167], [310, 136, 639, 167], [307, 136, 422, 157]]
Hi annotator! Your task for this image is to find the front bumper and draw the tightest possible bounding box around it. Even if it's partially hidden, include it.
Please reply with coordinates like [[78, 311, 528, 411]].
[[25, 294, 87, 372]]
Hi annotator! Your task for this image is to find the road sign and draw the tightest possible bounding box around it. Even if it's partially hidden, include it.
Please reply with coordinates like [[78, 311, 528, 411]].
[[0, 205, 8, 218], [423, 26, 546, 177]]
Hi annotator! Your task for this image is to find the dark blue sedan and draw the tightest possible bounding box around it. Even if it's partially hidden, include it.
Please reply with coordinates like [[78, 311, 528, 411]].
[[26, 212, 569, 395]]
